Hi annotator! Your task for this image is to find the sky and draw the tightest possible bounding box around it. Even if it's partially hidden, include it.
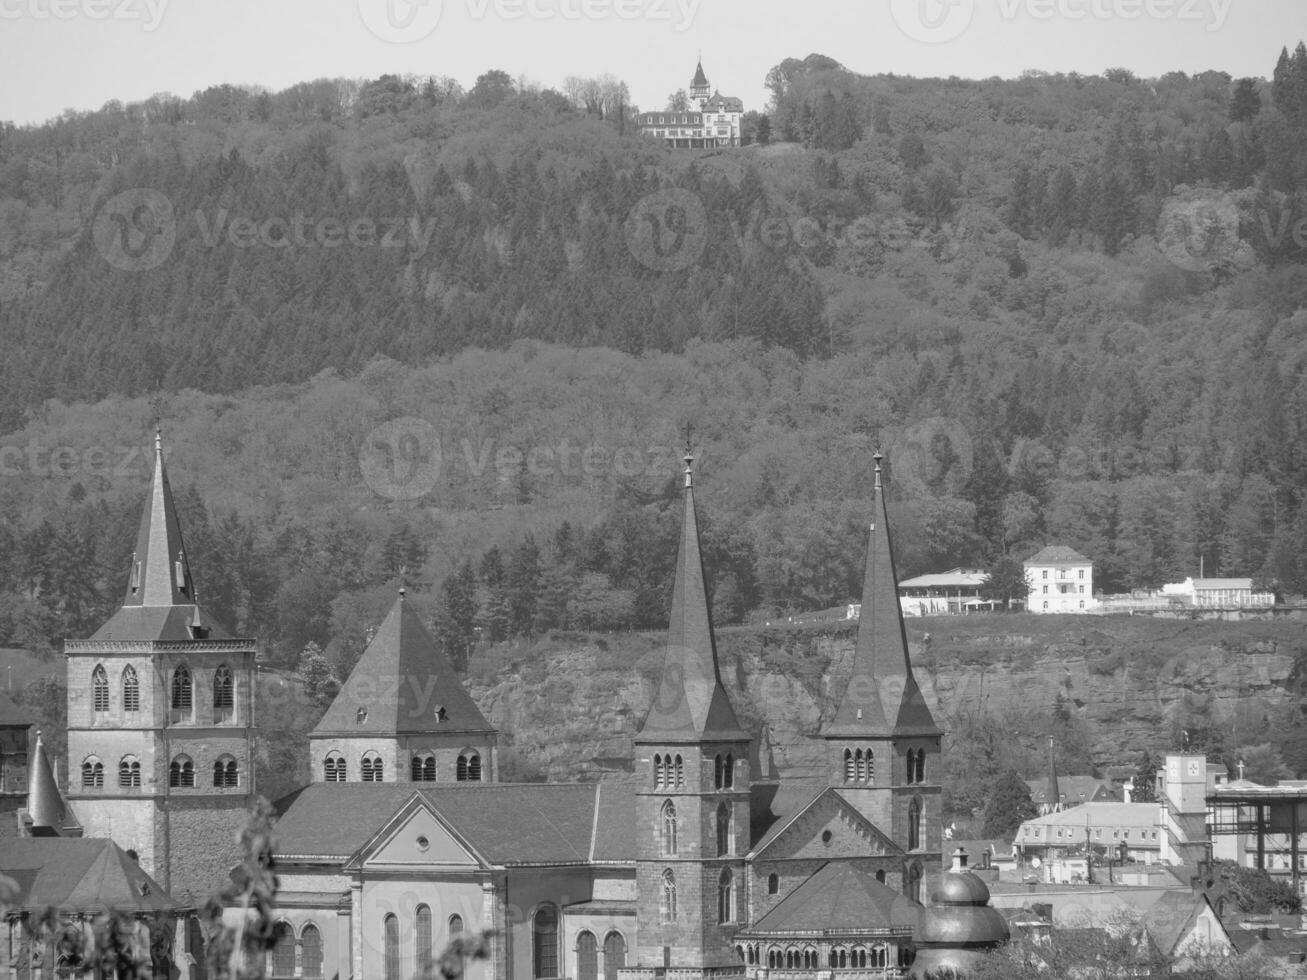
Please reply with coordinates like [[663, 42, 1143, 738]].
[[0, 0, 1303, 126]]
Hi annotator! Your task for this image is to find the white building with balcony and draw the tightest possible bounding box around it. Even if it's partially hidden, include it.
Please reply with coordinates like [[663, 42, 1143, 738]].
[[1024, 546, 1094, 613]]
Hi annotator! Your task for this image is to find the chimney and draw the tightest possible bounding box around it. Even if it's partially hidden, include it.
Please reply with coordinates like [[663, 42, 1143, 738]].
[[951, 847, 969, 872]]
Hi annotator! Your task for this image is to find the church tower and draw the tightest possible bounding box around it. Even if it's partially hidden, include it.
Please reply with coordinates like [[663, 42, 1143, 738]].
[[689, 59, 712, 109], [633, 449, 750, 971], [821, 451, 942, 902], [308, 590, 498, 784], [64, 432, 256, 901]]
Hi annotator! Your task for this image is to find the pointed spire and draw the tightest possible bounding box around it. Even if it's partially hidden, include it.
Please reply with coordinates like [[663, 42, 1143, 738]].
[[637, 445, 746, 743], [27, 731, 72, 835], [691, 59, 709, 89], [825, 449, 939, 738], [123, 429, 195, 607], [1048, 736, 1061, 812]]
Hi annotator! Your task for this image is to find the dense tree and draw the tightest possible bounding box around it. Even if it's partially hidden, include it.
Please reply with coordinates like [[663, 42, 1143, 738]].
[[980, 769, 1038, 838]]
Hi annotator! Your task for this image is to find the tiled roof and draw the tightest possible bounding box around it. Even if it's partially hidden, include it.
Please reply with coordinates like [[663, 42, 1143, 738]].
[[823, 455, 939, 739], [91, 605, 232, 642], [0, 837, 182, 912], [312, 598, 494, 737], [1016, 802, 1159, 837], [636, 466, 746, 743], [1025, 546, 1091, 565], [898, 569, 988, 589], [274, 782, 624, 866], [1026, 776, 1121, 806], [742, 862, 917, 935]]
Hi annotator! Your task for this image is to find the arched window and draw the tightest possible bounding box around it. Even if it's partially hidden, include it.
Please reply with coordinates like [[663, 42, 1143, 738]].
[[674, 754, 684, 787], [449, 914, 463, 937], [909, 797, 923, 851], [576, 930, 598, 980], [362, 753, 383, 782], [661, 800, 677, 855], [855, 748, 866, 782], [213, 665, 234, 722], [121, 665, 140, 713], [915, 747, 926, 784], [169, 754, 195, 788], [718, 868, 734, 923], [119, 755, 141, 788], [653, 753, 664, 788], [602, 932, 626, 980], [724, 753, 734, 788], [411, 754, 437, 782], [81, 757, 104, 788], [867, 748, 875, 784], [213, 756, 238, 788], [300, 925, 322, 979], [871, 946, 888, 968], [383, 914, 400, 980], [324, 752, 345, 782], [661, 870, 677, 921], [844, 748, 854, 781], [92, 665, 109, 714], [457, 752, 481, 781], [270, 923, 295, 978], [905, 749, 916, 784], [716, 802, 732, 856], [852, 947, 867, 969], [767, 873, 779, 895], [532, 903, 559, 979], [876, 869, 886, 883], [415, 905, 432, 972], [170, 664, 193, 723]]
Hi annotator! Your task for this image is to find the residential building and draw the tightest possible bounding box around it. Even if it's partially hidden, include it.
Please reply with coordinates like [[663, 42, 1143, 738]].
[[637, 61, 744, 148], [1026, 776, 1121, 815], [1014, 803, 1163, 881], [1024, 546, 1094, 613], [1161, 577, 1275, 608]]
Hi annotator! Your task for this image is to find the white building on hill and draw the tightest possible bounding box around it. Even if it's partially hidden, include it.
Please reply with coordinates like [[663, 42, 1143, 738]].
[[1025, 546, 1094, 613]]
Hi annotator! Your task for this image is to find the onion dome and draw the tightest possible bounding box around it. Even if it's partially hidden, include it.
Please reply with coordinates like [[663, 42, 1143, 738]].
[[909, 850, 1010, 979]]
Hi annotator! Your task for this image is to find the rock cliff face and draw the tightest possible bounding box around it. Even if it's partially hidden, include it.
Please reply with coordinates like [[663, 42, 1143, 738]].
[[469, 614, 1307, 782]]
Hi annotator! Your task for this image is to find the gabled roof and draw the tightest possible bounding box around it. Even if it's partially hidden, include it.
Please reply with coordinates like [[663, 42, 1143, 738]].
[[750, 777, 826, 850], [90, 432, 232, 641], [742, 862, 917, 935], [749, 784, 902, 859], [823, 453, 939, 739], [0, 837, 181, 912], [273, 782, 633, 867], [1025, 546, 1091, 565], [1026, 776, 1121, 807], [312, 597, 494, 737], [635, 457, 746, 744]]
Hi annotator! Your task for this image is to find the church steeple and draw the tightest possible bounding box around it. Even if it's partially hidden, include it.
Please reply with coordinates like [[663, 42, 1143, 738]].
[[124, 430, 194, 607], [825, 451, 939, 739], [636, 449, 746, 744]]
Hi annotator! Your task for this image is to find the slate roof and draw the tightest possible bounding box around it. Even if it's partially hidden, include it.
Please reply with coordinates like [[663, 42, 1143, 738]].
[[1025, 546, 1091, 565], [312, 598, 494, 737], [274, 782, 635, 866], [635, 462, 746, 744], [691, 61, 709, 87], [741, 862, 917, 935], [823, 454, 939, 739], [749, 778, 828, 851], [1027, 776, 1121, 807], [27, 731, 80, 835], [0, 837, 182, 912]]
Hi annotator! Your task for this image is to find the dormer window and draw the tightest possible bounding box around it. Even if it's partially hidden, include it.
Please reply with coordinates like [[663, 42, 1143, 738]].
[[175, 550, 189, 595], [129, 558, 141, 594], [434, 705, 447, 722], [356, 707, 368, 725]]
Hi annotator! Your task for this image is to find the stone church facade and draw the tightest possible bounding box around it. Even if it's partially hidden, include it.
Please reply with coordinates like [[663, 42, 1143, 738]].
[[62, 437, 943, 980]]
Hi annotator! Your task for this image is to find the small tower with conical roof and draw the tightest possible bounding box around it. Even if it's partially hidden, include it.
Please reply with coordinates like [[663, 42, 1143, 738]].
[[308, 588, 498, 784], [23, 730, 81, 837], [689, 58, 712, 109], [64, 431, 255, 900], [822, 450, 943, 901], [633, 445, 751, 971]]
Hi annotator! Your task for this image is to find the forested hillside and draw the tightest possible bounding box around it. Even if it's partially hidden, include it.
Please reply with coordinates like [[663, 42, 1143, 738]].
[[1, 48, 1307, 680]]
